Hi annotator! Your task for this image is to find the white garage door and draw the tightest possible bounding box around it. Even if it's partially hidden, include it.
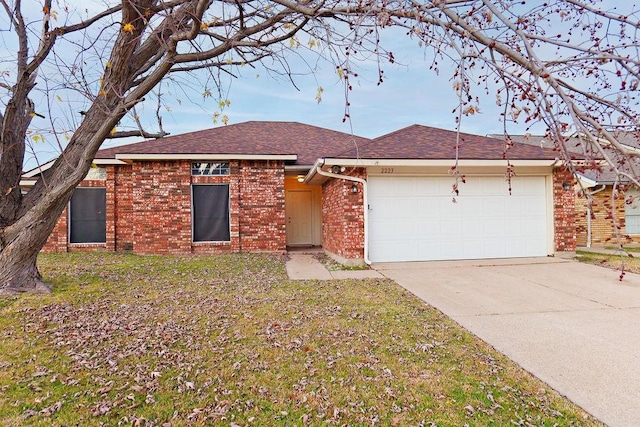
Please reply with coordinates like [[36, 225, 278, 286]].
[[368, 176, 549, 262]]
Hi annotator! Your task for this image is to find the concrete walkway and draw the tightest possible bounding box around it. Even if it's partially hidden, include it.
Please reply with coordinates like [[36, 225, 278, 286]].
[[375, 257, 640, 427], [285, 254, 383, 280]]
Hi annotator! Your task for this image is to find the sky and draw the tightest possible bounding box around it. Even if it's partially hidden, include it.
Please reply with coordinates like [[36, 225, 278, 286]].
[[17, 0, 620, 169], [24, 37, 528, 169], [140, 30, 529, 134], [92, 37, 539, 158]]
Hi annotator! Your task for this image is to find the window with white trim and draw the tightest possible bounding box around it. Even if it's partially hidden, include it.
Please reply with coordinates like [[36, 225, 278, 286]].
[[626, 189, 640, 235], [69, 188, 106, 243], [192, 184, 231, 242], [191, 162, 230, 176]]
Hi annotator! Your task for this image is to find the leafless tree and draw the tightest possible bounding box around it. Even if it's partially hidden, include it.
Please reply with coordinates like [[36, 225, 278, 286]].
[[0, 0, 638, 293]]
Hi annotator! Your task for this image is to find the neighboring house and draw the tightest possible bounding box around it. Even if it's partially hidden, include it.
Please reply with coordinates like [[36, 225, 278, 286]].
[[25, 122, 576, 264], [490, 131, 640, 247]]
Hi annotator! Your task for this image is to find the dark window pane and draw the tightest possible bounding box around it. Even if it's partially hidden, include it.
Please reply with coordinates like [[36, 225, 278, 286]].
[[70, 188, 106, 243], [193, 185, 230, 242]]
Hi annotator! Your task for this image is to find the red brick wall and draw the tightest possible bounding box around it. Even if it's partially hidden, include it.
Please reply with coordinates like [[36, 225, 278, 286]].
[[42, 164, 577, 257], [238, 161, 286, 252], [42, 159, 286, 255], [41, 208, 68, 253], [553, 168, 577, 252], [113, 165, 134, 251], [321, 169, 365, 261], [131, 160, 192, 254]]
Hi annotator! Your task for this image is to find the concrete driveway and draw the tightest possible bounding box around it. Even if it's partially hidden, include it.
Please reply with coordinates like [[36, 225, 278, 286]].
[[375, 257, 640, 427]]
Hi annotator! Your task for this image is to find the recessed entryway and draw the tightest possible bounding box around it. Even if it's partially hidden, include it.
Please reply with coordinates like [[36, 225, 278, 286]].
[[285, 190, 313, 245], [284, 177, 322, 247]]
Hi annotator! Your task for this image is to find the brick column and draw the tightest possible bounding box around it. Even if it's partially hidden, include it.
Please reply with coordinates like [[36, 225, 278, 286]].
[[553, 167, 577, 251]]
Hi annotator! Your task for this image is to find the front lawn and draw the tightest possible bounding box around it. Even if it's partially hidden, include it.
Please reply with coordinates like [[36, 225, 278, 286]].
[[0, 253, 599, 426], [577, 250, 640, 275]]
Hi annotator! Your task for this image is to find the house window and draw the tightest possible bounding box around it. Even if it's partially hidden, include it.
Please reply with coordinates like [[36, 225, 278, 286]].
[[69, 188, 106, 243], [192, 184, 231, 242], [191, 162, 230, 176], [626, 189, 640, 235]]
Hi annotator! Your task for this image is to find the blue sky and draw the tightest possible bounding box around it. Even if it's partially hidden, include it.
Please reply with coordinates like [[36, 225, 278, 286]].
[[124, 39, 536, 141], [89, 21, 551, 157], [16, 0, 638, 170], [20, 5, 558, 169]]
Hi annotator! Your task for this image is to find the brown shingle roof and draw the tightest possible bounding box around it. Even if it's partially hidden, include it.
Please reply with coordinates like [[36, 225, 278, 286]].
[[487, 134, 555, 149], [96, 121, 371, 165], [334, 125, 561, 160], [95, 122, 565, 166]]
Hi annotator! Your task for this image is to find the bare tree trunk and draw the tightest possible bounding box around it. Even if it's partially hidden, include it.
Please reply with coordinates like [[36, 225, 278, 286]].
[[0, 223, 55, 294], [0, 103, 123, 293], [0, 0, 161, 294], [0, 249, 50, 295], [0, 173, 76, 293]]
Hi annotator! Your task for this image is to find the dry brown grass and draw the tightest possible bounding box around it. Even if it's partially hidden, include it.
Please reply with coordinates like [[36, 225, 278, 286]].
[[577, 250, 640, 276], [0, 252, 600, 426]]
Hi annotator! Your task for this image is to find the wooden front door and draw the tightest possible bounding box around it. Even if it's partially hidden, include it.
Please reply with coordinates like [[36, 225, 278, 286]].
[[285, 190, 313, 245]]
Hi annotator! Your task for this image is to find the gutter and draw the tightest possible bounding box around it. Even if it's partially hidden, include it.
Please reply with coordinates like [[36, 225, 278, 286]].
[[313, 163, 371, 266]]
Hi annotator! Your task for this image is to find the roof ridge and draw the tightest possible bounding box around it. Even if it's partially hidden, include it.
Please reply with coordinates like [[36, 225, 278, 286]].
[[373, 124, 421, 141], [330, 137, 375, 158]]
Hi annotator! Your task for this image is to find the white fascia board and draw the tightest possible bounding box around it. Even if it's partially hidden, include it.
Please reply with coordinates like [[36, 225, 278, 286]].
[[303, 159, 326, 184], [92, 158, 128, 165], [20, 179, 37, 187], [321, 158, 559, 167], [284, 164, 313, 171], [115, 153, 298, 161], [22, 160, 56, 177]]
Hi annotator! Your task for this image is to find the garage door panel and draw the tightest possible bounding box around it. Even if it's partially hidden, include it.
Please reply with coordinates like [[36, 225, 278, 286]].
[[440, 219, 463, 238], [417, 222, 440, 239], [525, 196, 546, 212], [412, 177, 448, 195], [395, 220, 418, 239], [440, 200, 464, 218], [505, 197, 528, 215], [461, 219, 480, 236], [417, 199, 441, 218], [368, 176, 549, 262]]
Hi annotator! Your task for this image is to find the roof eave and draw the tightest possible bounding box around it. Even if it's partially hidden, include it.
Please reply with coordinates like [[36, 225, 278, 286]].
[[574, 173, 599, 188], [93, 158, 128, 165], [114, 153, 298, 161], [321, 158, 561, 167], [304, 157, 561, 185], [19, 179, 37, 187], [21, 159, 56, 177], [303, 158, 326, 185]]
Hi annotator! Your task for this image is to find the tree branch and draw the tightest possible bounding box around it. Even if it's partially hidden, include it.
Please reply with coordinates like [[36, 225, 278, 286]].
[[107, 130, 169, 139]]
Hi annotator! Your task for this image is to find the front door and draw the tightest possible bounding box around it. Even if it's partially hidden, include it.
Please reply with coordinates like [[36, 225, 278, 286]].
[[285, 190, 313, 245]]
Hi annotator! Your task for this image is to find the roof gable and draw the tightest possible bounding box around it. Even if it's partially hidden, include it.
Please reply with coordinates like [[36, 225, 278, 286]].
[[96, 121, 371, 165], [334, 124, 561, 160]]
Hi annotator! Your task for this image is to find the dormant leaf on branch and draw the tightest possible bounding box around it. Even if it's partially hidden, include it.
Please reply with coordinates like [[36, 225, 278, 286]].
[[315, 87, 324, 104]]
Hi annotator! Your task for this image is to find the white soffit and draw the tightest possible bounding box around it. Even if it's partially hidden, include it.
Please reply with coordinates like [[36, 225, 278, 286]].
[[321, 158, 559, 167], [114, 153, 298, 161]]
